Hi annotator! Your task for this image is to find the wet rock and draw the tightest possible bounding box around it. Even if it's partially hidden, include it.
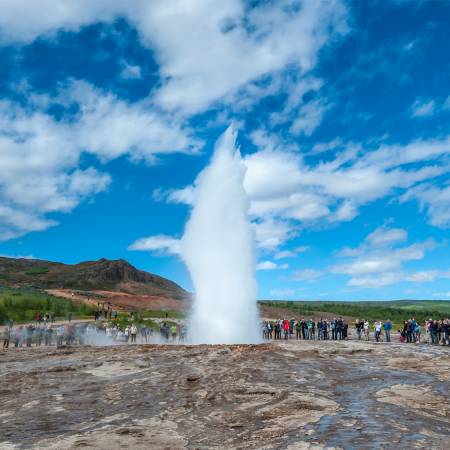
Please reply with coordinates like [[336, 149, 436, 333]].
[[186, 373, 201, 382]]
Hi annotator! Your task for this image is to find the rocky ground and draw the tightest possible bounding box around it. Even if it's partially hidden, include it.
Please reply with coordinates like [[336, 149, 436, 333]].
[[0, 340, 449, 449]]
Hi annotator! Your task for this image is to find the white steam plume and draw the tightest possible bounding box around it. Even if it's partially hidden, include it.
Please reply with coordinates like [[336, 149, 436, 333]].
[[182, 125, 260, 344]]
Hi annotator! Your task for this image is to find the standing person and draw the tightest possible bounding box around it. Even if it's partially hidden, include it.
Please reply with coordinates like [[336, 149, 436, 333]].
[[336, 318, 343, 340], [141, 325, 148, 343], [56, 325, 65, 348], [406, 320, 413, 343], [124, 326, 130, 342], [15, 326, 22, 347], [283, 319, 290, 340], [342, 321, 348, 340], [425, 319, 432, 344], [267, 321, 273, 339], [3, 326, 11, 349], [414, 322, 421, 343], [364, 320, 370, 341], [26, 324, 34, 347], [355, 320, 362, 340], [295, 321, 301, 340], [35, 326, 43, 346], [374, 321, 382, 342], [130, 324, 137, 343], [444, 319, 450, 346], [170, 324, 177, 341], [383, 320, 392, 343], [331, 319, 336, 340], [301, 319, 307, 340]]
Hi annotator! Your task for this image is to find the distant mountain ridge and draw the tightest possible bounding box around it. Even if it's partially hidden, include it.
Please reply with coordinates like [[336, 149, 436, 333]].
[[0, 256, 188, 301]]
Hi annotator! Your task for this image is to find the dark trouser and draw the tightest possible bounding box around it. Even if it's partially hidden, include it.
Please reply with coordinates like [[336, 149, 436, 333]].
[[332, 329, 336, 340], [131, 334, 136, 343], [375, 331, 380, 342], [296, 330, 300, 339], [26, 338, 32, 347], [3, 339, 9, 348], [406, 332, 412, 343], [431, 332, 437, 344], [336, 329, 342, 340], [385, 330, 391, 342]]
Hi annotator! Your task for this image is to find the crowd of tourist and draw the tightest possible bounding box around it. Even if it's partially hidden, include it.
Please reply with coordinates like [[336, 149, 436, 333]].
[[2, 316, 449, 349], [262, 318, 350, 340], [261, 317, 450, 345], [2, 320, 184, 349]]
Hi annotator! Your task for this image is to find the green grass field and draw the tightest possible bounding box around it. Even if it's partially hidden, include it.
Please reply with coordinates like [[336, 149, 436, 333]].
[[0, 288, 94, 324]]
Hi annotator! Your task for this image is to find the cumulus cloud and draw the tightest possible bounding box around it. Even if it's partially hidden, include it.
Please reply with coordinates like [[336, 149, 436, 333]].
[[0, 0, 348, 115], [151, 131, 450, 253], [241, 132, 450, 250], [128, 234, 181, 255], [274, 250, 297, 260], [291, 268, 323, 281], [401, 183, 450, 228], [330, 226, 445, 288], [0, 0, 351, 242], [0, 81, 197, 241], [256, 260, 288, 271], [120, 62, 142, 80]]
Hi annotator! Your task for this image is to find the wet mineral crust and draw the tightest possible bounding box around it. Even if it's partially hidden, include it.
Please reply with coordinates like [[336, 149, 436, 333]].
[[0, 340, 448, 449]]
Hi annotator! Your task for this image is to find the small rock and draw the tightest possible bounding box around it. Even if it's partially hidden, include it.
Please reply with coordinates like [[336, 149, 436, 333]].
[[187, 374, 200, 382]]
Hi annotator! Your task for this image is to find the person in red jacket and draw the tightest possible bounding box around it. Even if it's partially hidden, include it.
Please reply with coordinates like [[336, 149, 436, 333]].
[[283, 319, 290, 340]]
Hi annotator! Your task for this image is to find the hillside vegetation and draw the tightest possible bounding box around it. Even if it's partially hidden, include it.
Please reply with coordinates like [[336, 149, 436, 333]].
[[0, 288, 93, 324], [0, 256, 188, 300]]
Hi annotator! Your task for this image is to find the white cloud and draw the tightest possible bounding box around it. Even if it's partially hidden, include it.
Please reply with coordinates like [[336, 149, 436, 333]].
[[128, 234, 181, 255], [0, 0, 348, 116], [0, 81, 197, 241], [152, 131, 450, 253], [410, 99, 436, 118], [291, 268, 323, 281], [290, 99, 328, 136], [269, 288, 295, 298], [330, 226, 442, 288], [241, 132, 450, 251], [252, 218, 294, 250], [0, 253, 36, 259], [256, 260, 288, 271], [401, 183, 450, 228], [274, 250, 297, 260], [120, 62, 142, 80], [365, 226, 407, 248], [274, 245, 309, 259], [0, 1, 352, 242]]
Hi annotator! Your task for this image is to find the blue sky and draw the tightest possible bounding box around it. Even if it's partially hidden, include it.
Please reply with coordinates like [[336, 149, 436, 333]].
[[0, 0, 449, 301]]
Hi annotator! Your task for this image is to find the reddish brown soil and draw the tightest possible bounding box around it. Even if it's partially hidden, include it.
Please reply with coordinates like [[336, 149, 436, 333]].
[[47, 289, 187, 312]]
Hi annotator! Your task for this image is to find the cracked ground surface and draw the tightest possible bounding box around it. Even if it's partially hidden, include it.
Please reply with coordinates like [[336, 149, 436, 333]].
[[1, 340, 449, 449]]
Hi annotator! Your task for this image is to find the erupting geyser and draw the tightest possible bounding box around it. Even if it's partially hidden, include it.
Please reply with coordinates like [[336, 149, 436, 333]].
[[182, 125, 260, 344]]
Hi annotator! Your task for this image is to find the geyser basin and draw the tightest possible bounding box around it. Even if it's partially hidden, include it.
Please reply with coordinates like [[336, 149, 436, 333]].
[[182, 125, 260, 344]]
